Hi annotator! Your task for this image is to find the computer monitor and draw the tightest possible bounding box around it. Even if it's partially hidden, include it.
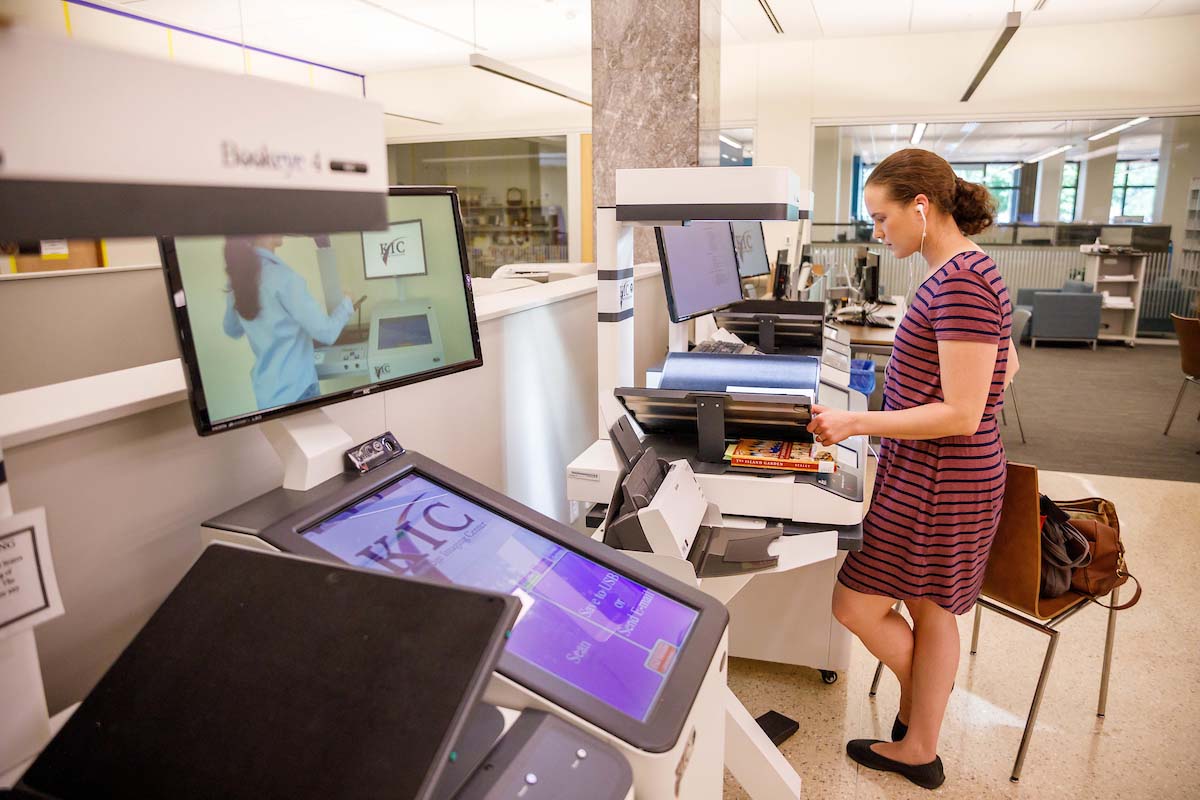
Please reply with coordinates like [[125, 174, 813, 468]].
[[655, 221, 743, 323], [162, 186, 483, 435], [730, 221, 770, 279]]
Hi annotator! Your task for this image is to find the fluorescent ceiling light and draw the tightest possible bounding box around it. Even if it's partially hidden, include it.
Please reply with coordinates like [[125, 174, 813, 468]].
[[1087, 116, 1150, 142], [756, 0, 784, 34], [468, 53, 591, 107], [719, 134, 744, 149], [910, 122, 927, 145], [961, 11, 1021, 102], [959, 122, 980, 134], [1025, 144, 1073, 164]]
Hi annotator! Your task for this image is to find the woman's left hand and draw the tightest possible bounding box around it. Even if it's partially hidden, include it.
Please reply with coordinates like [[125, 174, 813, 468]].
[[806, 404, 860, 446]]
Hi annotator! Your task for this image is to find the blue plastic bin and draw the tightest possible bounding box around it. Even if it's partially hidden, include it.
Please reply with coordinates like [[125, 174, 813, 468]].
[[849, 358, 876, 396]]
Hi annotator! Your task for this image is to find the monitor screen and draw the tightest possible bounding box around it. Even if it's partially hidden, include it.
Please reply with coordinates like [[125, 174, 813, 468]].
[[655, 222, 743, 323], [162, 187, 482, 434], [730, 221, 770, 278], [378, 315, 433, 349], [300, 472, 701, 723]]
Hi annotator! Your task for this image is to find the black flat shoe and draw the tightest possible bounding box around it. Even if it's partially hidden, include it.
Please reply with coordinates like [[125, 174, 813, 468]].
[[892, 714, 908, 742], [846, 739, 945, 790]]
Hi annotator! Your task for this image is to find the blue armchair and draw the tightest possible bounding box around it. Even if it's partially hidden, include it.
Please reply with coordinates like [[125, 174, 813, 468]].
[[1015, 280, 1102, 348]]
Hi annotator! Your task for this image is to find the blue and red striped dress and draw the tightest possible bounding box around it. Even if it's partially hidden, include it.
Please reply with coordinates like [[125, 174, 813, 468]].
[[838, 251, 1013, 615]]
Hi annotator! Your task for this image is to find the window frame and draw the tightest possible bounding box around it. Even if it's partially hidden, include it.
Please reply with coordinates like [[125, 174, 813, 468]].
[[1110, 159, 1158, 222]]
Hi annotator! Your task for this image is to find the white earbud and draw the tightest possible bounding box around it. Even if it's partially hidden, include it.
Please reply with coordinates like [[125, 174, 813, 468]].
[[917, 203, 926, 219]]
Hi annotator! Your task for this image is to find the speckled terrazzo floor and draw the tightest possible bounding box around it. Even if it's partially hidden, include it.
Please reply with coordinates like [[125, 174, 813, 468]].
[[723, 470, 1200, 799]]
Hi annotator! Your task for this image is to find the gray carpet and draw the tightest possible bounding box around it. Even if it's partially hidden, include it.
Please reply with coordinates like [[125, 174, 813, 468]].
[[998, 341, 1200, 483]]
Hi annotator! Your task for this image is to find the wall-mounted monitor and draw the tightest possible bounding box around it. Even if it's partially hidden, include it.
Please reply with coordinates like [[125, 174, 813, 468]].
[[730, 221, 770, 279], [162, 186, 483, 435], [655, 221, 743, 323]]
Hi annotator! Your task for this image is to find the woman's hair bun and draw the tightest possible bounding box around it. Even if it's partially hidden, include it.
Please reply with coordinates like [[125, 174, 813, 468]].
[[952, 176, 996, 236]]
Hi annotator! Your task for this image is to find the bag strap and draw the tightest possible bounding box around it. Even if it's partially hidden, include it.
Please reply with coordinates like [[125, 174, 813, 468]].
[[1088, 572, 1142, 611]]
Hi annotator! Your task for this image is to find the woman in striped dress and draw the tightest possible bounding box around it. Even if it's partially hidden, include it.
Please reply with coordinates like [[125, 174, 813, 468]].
[[807, 148, 1017, 790]]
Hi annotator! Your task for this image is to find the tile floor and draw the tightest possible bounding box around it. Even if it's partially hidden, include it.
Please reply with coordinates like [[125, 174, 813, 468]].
[[723, 471, 1200, 799]]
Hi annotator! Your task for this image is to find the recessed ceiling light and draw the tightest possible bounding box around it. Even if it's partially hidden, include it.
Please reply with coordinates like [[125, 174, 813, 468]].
[[1087, 116, 1150, 142], [1025, 144, 1073, 164]]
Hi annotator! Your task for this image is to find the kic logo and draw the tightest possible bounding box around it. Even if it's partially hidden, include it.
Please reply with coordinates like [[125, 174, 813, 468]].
[[374, 363, 392, 380], [379, 237, 408, 265]]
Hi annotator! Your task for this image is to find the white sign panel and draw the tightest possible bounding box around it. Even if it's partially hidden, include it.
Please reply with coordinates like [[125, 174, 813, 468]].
[[362, 219, 428, 278], [0, 508, 64, 640]]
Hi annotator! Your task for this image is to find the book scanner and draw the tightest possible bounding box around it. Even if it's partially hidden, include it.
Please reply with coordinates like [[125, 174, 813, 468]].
[[601, 417, 783, 578]]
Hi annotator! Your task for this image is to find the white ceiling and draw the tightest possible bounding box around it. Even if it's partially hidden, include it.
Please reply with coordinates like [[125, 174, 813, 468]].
[[721, 0, 1200, 43], [95, 0, 1200, 74], [844, 117, 1165, 164]]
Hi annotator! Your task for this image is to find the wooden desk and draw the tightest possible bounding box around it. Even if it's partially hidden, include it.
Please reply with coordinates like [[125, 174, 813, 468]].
[[833, 295, 906, 355]]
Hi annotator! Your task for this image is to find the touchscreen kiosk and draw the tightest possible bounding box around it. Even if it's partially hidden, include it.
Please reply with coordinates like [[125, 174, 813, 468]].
[[655, 222, 743, 323], [249, 451, 729, 754]]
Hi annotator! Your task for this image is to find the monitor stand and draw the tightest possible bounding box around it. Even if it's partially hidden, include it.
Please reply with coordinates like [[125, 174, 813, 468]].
[[262, 409, 354, 491]]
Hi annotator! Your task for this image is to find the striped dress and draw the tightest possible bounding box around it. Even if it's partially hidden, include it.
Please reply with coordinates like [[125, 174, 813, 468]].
[[838, 251, 1012, 615]]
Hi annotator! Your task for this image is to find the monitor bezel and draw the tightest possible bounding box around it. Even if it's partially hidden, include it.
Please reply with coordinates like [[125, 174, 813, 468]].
[[254, 450, 730, 754], [731, 221, 771, 279], [655, 222, 743, 324], [160, 186, 484, 436]]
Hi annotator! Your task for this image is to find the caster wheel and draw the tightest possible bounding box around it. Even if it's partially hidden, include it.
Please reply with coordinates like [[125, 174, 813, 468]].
[[820, 670, 839, 685]]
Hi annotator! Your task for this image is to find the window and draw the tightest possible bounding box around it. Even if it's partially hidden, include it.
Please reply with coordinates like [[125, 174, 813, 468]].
[[1110, 160, 1158, 222], [1059, 162, 1080, 222], [855, 163, 875, 220]]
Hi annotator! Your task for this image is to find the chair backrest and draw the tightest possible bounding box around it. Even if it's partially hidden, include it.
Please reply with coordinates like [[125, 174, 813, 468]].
[[1172, 314, 1200, 377], [1062, 279, 1094, 294], [1011, 307, 1032, 343], [981, 462, 1042, 615]]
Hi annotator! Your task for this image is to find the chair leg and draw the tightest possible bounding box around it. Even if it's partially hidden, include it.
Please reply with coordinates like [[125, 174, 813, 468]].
[[1164, 379, 1188, 435], [970, 604, 983, 655], [1012, 630, 1060, 782], [1031, 338, 1037, 349], [1010, 382, 1027, 444], [1098, 585, 1120, 717]]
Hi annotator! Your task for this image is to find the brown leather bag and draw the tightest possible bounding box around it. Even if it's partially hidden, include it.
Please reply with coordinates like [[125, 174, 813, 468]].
[[1067, 520, 1141, 610], [1057, 497, 1143, 610]]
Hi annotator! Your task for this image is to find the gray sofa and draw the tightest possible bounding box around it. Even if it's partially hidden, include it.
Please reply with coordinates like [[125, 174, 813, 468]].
[[1015, 280, 1102, 348]]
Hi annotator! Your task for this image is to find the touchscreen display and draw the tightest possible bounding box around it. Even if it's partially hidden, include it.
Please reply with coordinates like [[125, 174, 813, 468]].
[[302, 473, 700, 722]]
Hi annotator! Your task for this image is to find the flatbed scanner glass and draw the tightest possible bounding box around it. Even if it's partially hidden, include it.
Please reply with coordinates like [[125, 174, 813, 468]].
[[302, 472, 700, 722]]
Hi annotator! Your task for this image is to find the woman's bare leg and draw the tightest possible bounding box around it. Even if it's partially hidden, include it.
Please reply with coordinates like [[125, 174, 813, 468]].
[[871, 597, 959, 764], [832, 583, 914, 721]]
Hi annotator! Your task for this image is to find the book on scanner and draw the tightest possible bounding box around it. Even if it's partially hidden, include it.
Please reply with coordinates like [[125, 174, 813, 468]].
[[723, 439, 838, 473]]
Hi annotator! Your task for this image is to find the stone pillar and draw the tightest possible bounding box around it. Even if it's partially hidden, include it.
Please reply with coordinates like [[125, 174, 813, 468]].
[[592, 0, 721, 261], [1077, 139, 1118, 224]]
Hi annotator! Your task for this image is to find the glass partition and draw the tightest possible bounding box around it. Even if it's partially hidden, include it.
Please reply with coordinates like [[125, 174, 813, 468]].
[[387, 137, 569, 277]]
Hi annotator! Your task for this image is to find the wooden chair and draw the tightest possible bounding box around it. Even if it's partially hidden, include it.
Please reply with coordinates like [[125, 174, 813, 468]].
[[868, 461, 1121, 782], [1164, 313, 1200, 437]]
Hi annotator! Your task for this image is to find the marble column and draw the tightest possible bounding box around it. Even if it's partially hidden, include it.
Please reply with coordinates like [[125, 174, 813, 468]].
[[592, 0, 721, 261]]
